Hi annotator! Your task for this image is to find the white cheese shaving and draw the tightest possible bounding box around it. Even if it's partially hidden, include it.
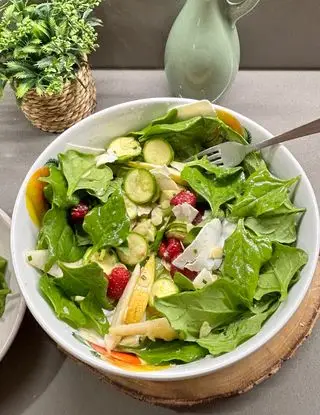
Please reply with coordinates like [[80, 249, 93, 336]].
[[193, 269, 218, 289], [95, 149, 118, 166], [172, 202, 198, 223], [65, 143, 105, 154], [137, 205, 153, 216], [172, 218, 237, 272], [150, 166, 180, 191]]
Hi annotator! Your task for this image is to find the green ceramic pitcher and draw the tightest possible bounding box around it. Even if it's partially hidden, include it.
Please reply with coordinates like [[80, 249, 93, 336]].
[[165, 0, 260, 101]]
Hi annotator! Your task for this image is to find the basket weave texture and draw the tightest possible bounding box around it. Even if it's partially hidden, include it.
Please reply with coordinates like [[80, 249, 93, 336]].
[[21, 63, 96, 133]]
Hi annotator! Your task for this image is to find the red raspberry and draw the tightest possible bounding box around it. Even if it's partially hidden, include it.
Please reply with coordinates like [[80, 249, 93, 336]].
[[170, 190, 197, 207], [170, 265, 198, 280], [70, 202, 89, 222], [107, 267, 131, 300], [158, 241, 169, 260], [166, 238, 183, 261]]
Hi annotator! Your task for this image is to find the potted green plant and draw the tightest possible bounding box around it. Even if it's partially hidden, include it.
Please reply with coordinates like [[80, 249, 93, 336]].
[[0, 0, 102, 132]]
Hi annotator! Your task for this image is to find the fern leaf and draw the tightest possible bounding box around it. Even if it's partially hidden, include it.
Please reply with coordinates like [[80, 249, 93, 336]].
[[15, 78, 36, 98]]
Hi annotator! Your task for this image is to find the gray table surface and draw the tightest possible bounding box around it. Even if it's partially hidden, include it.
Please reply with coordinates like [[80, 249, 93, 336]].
[[0, 70, 319, 415]]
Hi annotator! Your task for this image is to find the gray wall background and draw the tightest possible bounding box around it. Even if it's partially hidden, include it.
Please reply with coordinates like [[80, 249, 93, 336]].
[[91, 0, 320, 69]]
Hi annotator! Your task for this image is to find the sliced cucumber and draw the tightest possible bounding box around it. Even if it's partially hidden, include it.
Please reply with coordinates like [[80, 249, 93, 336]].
[[152, 182, 161, 202], [123, 195, 138, 220], [143, 139, 174, 165], [116, 232, 148, 266], [133, 219, 156, 242], [165, 221, 188, 240], [149, 277, 179, 306], [108, 137, 141, 160], [124, 168, 156, 204]]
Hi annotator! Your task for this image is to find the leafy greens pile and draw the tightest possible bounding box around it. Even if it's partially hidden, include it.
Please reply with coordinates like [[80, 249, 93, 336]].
[[29, 104, 308, 367], [0, 0, 102, 98]]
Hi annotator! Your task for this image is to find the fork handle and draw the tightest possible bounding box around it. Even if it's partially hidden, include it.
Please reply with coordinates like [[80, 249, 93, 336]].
[[253, 117, 320, 151]]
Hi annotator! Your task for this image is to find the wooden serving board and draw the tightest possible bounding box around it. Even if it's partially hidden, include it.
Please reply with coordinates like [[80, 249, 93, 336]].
[[64, 261, 320, 408]]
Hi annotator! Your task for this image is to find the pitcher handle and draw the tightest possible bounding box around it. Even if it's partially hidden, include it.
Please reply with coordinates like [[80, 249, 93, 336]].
[[227, 0, 260, 26]]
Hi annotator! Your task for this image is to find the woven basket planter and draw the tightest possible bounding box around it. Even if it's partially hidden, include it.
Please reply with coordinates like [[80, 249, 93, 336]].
[[20, 63, 96, 133]]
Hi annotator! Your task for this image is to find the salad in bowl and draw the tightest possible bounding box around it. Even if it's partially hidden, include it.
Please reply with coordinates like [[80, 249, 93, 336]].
[[19, 100, 314, 376]]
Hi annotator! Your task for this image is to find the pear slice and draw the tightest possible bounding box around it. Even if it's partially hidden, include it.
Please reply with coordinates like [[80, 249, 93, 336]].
[[110, 318, 177, 341], [104, 264, 141, 351], [125, 255, 155, 324]]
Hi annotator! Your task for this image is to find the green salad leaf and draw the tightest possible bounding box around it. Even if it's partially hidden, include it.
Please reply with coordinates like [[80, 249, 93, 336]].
[[254, 243, 308, 301], [149, 108, 178, 126], [40, 165, 80, 208], [41, 207, 85, 267], [222, 220, 272, 304], [121, 340, 208, 365], [242, 152, 267, 176], [261, 197, 305, 217], [74, 224, 92, 247], [80, 292, 109, 335], [0, 256, 10, 317], [186, 157, 242, 180], [56, 262, 111, 309], [245, 214, 297, 244], [198, 302, 279, 356], [155, 279, 243, 340], [98, 177, 123, 203], [181, 166, 244, 216], [39, 274, 88, 329], [131, 116, 246, 160], [173, 272, 195, 291], [83, 188, 130, 251], [231, 168, 300, 218], [59, 150, 113, 201]]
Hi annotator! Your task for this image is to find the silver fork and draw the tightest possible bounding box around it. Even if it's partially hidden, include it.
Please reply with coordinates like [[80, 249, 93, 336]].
[[185, 117, 320, 167]]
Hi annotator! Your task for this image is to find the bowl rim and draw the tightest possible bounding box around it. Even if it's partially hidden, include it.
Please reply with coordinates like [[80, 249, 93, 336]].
[[11, 98, 320, 381], [0, 208, 26, 363]]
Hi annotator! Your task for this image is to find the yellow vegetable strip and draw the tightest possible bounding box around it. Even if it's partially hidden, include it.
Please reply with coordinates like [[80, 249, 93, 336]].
[[104, 264, 141, 351], [110, 318, 178, 341], [125, 255, 155, 324]]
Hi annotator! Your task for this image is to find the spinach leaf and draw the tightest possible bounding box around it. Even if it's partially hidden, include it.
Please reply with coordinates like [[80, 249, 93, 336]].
[[59, 150, 113, 201], [149, 108, 179, 126], [173, 272, 195, 291], [0, 256, 10, 317], [198, 302, 279, 356], [231, 168, 299, 218], [155, 279, 243, 340], [186, 157, 242, 180], [222, 219, 272, 304], [254, 243, 308, 301], [242, 152, 266, 176], [245, 214, 297, 244], [56, 262, 111, 309], [98, 177, 123, 203], [121, 340, 208, 365], [181, 166, 244, 216], [261, 197, 305, 217], [74, 223, 92, 246], [80, 292, 109, 335], [39, 274, 88, 329], [40, 165, 79, 208], [41, 207, 85, 266], [132, 116, 246, 160], [83, 189, 130, 251]]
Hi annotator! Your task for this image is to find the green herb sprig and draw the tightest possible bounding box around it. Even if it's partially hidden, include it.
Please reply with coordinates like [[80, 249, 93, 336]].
[[0, 0, 102, 98]]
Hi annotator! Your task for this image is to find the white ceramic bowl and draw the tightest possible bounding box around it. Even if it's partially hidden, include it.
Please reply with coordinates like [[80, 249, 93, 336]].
[[11, 98, 320, 381]]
